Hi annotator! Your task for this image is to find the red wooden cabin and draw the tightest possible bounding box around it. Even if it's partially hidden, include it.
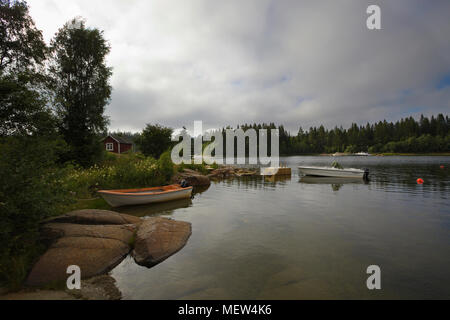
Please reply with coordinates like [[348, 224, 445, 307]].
[[102, 135, 134, 154]]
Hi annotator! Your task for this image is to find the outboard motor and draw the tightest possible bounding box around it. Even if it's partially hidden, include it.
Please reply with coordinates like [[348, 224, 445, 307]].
[[363, 168, 370, 181], [180, 180, 190, 188]]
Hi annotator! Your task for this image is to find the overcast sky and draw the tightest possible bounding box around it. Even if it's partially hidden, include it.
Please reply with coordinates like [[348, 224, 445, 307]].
[[27, 0, 450, 133]]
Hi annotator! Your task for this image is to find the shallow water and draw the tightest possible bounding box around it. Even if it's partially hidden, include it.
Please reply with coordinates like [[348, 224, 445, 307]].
[[111, 156, 450, 299]]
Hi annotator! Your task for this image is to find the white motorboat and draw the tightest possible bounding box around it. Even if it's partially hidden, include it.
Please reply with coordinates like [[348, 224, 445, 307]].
[[98, 184, 193, 207], [355, 152, 370, 156], [298, 166, 369, 179]]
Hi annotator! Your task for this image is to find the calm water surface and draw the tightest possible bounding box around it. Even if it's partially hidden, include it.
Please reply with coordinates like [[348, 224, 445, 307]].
[[112, 156, 450, 299]]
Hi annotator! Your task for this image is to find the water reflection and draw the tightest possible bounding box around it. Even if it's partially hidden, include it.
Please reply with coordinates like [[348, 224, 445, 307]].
[[299, 176, 368, 191], [264, 175, 292, 185], [116, 197, 193, 217], [112, 156, 450, 299], [212, 175, 293, 191]]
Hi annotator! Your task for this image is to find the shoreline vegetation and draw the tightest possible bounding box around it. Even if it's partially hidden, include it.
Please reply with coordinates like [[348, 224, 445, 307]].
[[373, 152, 450, 157], [302, 152, 450, 157]]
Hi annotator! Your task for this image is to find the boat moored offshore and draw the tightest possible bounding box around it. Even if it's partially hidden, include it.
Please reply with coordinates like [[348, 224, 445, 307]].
[[298, 166, 369, 180]]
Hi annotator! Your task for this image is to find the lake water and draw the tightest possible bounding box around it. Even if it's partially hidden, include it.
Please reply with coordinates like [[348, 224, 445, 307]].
[[111, 156, 450, 299]]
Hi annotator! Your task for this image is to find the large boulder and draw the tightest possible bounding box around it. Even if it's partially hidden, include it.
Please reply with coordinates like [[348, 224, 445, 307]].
[[132, 217, 192, 267], [26, 236, 130, 287], [26, 210, 140, 287], [174, 169, 211, 187], [44, 209, 142, 226], [40, 223, 136, 245], [208, 167, 258, 179], [183, 174, 211, 187], [208, 167, 235, 179]]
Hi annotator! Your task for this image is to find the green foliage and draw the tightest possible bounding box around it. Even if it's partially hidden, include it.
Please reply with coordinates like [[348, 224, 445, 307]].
[[0, 74, 56, 137], [344, 145, 358, 154], [64, 153, 175, 198], [136, 124, 173, 159], [62, 134, 106, 167], [381, 134, 450, 154], [158, 151, 175, 182], [49, 18, 112, 167], [0, 0, 47, 73], [210, 162, 219, 170], [177, 162, 210, 175], [66, 198, 111, 212], [0, 0, 55, 138], [331, 161, 343, 169], [0, 136, 74, 288], [0, 2, 69, 288], [368, 144, 383, 154]]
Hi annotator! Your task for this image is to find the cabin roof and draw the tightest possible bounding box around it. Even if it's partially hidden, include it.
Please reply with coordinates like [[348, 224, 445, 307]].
[[103, 134, 134, 145]]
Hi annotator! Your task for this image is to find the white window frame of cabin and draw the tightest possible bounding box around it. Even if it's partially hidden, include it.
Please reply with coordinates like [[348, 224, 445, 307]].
[[106, 143, 114, 151]]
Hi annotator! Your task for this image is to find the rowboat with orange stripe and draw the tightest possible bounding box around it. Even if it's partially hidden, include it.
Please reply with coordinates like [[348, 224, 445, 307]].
[[98, 184, 193, 207]]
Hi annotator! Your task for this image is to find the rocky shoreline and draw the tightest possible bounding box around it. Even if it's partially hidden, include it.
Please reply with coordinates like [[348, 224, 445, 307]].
[[173, 166, 259, 186], [2, 209, 192, 300], [1, 166, 256, 300]]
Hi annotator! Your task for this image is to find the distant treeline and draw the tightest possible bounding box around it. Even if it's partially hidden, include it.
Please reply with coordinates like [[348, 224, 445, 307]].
[[240, 114, 450, 154], [111, 114, 450, 156]]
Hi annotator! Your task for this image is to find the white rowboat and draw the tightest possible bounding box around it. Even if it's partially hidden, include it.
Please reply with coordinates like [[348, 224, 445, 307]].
[[98, 184, 193, 207], [298, 166, 369, 179]]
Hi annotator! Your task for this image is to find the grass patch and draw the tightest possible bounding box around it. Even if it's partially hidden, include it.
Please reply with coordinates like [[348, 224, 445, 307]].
[[177, 162, 217, 175], [63, 152, 174, 199], [66, 198, 111, 211]]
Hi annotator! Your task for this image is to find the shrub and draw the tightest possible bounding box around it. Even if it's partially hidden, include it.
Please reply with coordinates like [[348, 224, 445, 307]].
[[136, 124, 173, 159], [158, 151, 175, 182], [0, 136, 73, 289], [368, 143, 383, 154], [344, 145, 358, 153]]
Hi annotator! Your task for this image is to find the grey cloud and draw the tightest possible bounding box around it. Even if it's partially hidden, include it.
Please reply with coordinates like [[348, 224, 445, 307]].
[[28, 0, 450, 133]]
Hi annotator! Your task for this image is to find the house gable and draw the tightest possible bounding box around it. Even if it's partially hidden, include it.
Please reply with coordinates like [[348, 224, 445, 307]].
[[102, 135, 134, 154]]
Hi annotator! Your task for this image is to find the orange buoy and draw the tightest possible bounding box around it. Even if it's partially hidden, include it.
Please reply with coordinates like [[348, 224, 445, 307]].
[[417, 178, 424, 184]]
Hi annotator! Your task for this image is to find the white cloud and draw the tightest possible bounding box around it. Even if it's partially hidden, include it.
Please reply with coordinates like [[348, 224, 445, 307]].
[[28, 0, 450, 133]]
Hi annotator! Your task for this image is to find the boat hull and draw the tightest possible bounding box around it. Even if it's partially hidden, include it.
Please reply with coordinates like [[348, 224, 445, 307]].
[[98, 185, 193, 207], [298, 166, 366, 179], [299, 176, 366, 184]]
